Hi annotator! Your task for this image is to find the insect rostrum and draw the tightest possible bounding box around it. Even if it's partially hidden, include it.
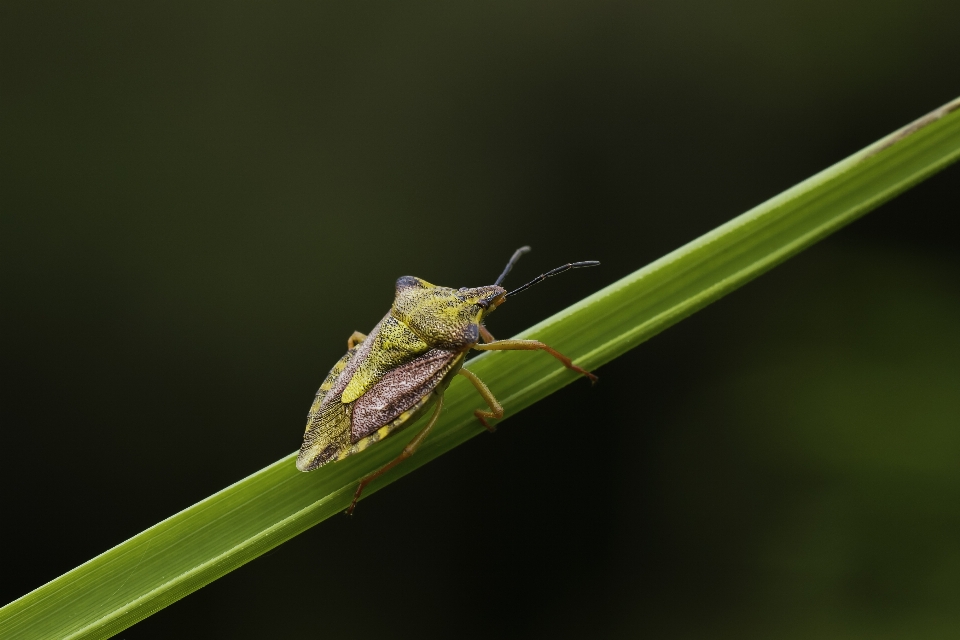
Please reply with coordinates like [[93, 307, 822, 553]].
[[297, 247, 599, 513]]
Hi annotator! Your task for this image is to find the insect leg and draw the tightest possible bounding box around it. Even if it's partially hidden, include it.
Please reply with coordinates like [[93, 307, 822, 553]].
[[457, 368, 501, 432], [347, 394, 444, 515], [472, 339, 598, 383], [478, 324, 496, 343], [347, 331, 368, 349]]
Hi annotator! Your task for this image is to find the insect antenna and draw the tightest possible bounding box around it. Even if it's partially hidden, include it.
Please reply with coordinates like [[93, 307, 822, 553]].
[[506, 260, 600, 298], [494, 246, 532, 286]]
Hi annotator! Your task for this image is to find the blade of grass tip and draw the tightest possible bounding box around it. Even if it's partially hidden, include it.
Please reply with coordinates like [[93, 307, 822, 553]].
[[2, 96, 959, 640]]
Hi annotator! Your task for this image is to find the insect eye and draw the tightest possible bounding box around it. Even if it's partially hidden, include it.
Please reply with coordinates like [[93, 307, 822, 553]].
[[477, 299, 489, 309]]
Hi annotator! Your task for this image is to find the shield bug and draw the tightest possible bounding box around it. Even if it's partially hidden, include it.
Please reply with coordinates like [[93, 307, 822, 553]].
[[296, 246, 598, 513]]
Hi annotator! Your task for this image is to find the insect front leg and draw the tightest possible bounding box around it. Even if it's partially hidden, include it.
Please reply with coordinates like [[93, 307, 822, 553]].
[[471, 339, 598, 383], [347, 394, 444, 515], [457, 368, 502, 432], [478, 324, 496, 343], [347, 331, 368, 350]]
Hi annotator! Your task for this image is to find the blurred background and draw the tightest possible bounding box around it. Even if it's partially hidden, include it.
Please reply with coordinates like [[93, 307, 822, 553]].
[[2, 1, 960, 638]]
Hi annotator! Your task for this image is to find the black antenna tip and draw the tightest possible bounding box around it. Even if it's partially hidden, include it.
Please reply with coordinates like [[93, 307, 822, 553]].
[[505, 259, 601, 298], [494, 246, 534, 287]]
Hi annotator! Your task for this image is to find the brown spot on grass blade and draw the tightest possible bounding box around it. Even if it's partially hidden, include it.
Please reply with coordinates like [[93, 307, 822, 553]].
[[864, 96, 960, 159]]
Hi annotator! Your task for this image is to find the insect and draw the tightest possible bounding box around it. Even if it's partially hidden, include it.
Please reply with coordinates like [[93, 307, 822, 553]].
[[296, 246, 599, 513]]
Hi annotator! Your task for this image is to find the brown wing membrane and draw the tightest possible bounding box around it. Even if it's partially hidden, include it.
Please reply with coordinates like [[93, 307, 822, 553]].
[[350, 348, 459, 442]]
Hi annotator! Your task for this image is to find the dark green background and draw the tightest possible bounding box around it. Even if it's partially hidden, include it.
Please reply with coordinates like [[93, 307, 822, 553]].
[[3, 1, 960, 638]]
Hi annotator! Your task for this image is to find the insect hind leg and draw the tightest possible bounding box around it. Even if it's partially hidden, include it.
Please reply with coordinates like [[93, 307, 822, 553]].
[[347, 394, 444, 515]]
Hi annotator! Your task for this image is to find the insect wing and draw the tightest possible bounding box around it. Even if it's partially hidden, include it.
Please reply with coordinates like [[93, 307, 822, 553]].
[[351, 348, 461, 442], [340, 349, 462, 460], [296, 349, 356, 471]]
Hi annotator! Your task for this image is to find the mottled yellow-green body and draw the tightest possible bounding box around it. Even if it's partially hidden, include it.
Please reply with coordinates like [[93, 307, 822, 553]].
[[296, 276, 505, 472], [341, 316, 429, 403], [296, 251, 600, 515]]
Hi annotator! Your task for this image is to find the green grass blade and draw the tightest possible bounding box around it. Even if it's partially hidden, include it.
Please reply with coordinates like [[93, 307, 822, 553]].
[[2, 97, 959, 640]]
